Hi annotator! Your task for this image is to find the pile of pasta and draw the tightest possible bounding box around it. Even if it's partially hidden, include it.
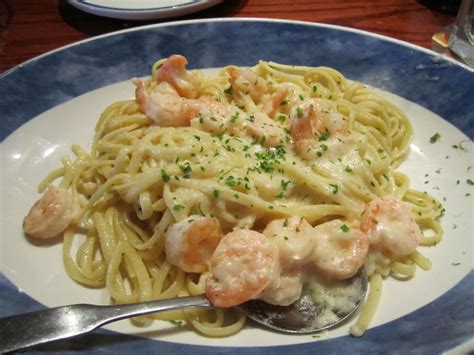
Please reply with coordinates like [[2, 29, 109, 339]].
[[36, 57, 444, 337]]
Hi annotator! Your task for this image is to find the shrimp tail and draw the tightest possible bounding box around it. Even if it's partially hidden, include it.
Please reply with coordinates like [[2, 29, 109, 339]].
[[156, 54, 196, 98]]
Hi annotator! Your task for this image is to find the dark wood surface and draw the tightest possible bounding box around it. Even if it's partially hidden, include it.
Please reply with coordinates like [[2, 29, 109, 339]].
[[0, 0, 458, 73]]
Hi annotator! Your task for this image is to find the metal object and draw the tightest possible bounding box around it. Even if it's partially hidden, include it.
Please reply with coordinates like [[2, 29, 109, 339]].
[[241, 268, 368, 333], [432, 0, 474, 67], [0, 269, 368, 352], [0, 295, 212, 353]]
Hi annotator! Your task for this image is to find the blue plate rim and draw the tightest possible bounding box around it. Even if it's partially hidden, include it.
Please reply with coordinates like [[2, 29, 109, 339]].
[[2, 17, 473, 79], [0, 17, 473, 353]]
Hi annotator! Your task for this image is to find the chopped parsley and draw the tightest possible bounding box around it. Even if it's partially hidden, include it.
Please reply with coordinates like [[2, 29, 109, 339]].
[[296, 107, 303, 118], [329, 183, 339, 194], [340, 224, 350, 232], [280, 179, 291, 190], [173, 204, 185, 211], [179, 163, 192, 178], [229, 112, 239, 123], [161, 169, 171, 183], [277, 114, 287, 123], [452, 139, 469, 151], [430, 132, 441, 143], [318, 132, 330, 141]]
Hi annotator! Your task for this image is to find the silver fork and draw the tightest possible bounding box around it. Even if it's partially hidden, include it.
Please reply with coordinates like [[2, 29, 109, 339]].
[[0, 294, 211, 353]]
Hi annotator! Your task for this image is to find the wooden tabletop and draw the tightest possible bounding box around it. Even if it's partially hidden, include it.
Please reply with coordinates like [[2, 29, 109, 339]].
[[1, 0, 459, 74]]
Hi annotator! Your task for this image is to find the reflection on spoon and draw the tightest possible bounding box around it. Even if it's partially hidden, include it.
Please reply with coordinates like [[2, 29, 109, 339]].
[[241, 268, 368, 333], [0, 268, 368, 353]]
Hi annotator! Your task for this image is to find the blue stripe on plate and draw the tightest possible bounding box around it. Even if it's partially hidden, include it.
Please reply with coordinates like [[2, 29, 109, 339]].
[[0, 19, 473, 354], [1, 271, 473, 353], [0, 19, 473, 142]]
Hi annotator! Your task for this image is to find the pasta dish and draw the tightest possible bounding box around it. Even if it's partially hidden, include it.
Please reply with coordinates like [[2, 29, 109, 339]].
[[23, 55, 444, 337]]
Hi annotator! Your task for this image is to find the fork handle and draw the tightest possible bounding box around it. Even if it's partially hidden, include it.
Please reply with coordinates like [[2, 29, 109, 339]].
[[0, 294, 211, 353]]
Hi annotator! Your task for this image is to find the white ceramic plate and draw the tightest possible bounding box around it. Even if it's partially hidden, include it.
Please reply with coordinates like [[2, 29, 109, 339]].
[[67, 0, 222, 20], [1, 19, 473, 354]]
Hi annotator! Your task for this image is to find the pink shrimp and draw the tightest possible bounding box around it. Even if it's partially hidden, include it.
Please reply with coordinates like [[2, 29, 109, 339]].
[[156, 54, 196, 98], [206, 229, 280, 308], [360, 197, 422, 257], [262, 216, 314, 270], [165, 215, 223, 273], [23, 185, 80, 240], [262, 85, 289, 117], [291, 98, 348, 141], [134, 77, 245, 132], [290, 98, 349, 159], [246, 111, 287, 147], [227, 66, 268, 102], [311, 219, 369, 280], [133, 79, 198, 127], [260, 271, 303, 306]]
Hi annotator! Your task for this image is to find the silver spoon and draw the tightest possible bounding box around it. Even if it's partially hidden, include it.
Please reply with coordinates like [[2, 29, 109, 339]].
[[0, 269, 367, 353]]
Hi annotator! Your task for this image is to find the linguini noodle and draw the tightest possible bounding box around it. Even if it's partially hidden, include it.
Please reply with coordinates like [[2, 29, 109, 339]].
[[32, 57, 444, 338]]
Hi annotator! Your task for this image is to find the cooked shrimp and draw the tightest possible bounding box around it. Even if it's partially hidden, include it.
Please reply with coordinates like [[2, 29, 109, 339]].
[[246, 111, 287, 147], [263, 216, 314, 269], [190, 100, 245, 135], [227, 66, 268, 102], [291, 98, 347, 139], [156, 54, 197, 98], [291, 98, 349, 159], [260, 271, 303, 306], [23, 185, 81, 240], [262, 85, 289, 117], [361, 197, 422, 257], [311, 219, 369, 280], [134, 79, 198, 127], [165, 215, 223, 273], [206, 229, 280, 307]]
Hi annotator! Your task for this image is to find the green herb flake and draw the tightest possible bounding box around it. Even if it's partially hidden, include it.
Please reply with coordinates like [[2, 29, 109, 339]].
[[229, 112, 239, 123], [173, 204, 186, 211], [179, 163, 192, 178], [296, 107, 303, 118], [430, 132, 441, 143], [319, 132, 330, 141], [277, 114, 287, 123], [161, 169, 171, 183], [340, 224, 350, 232], [224, 85, 233, 94], [280, 179, 291, 190], [329, 183, 339, 194]]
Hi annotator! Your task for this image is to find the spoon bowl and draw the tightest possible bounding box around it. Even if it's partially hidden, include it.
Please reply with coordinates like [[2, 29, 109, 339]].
[[0, 268, 368, 352], [241, 268, 368, 333]]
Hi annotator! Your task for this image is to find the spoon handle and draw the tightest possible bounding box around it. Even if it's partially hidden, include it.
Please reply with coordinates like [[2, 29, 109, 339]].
[[0, 294, 211, 353]]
